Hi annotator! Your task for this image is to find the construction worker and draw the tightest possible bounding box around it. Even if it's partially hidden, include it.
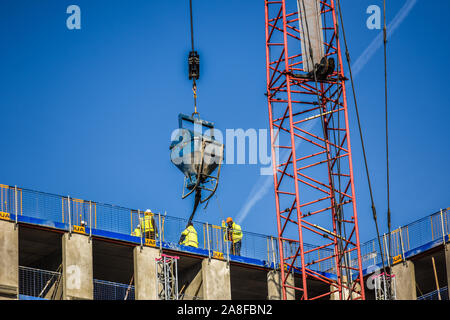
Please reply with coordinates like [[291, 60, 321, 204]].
[[132, 224, 141, 237], [132, 209, 158, 240], [222, 217, 243, 256], [179, 222, 198, 248]]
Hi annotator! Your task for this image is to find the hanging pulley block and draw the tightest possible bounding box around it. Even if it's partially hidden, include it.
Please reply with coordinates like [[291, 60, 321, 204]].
[[188, 51, 200, 80]]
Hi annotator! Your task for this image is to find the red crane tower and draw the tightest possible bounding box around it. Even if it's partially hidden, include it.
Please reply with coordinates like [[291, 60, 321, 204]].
[[264, 0, 365, 300]]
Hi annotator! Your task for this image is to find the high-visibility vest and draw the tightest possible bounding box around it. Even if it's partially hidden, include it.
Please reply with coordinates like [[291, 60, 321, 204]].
[[140, 215, 155, 233], [181, 225, 198, 248], [222, 222, 243, 244], [133, 227, 141, 237]]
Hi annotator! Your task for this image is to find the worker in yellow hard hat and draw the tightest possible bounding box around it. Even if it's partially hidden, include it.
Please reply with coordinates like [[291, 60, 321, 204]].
[[222, 217, 243, 256], [132, 209, 158, 240], [179, 222, 198, 248]]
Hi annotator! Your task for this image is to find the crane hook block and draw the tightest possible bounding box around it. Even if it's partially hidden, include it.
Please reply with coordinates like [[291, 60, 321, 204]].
[[188, 51, 200, 80]]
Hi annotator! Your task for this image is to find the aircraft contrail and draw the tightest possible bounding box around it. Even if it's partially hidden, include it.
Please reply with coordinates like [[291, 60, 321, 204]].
[[236, 0, 418, 225], [236, 122, 314, 225], [352, 0, 418, 76]]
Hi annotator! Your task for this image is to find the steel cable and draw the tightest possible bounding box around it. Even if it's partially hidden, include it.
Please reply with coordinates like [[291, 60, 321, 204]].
[[335, 0, 390, 294]]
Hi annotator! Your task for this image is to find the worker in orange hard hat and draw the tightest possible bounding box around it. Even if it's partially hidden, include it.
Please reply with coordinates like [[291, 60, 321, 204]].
[[221, 217, 243, 256]]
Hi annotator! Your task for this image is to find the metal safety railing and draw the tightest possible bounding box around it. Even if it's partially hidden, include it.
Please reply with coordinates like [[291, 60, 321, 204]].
[[0, 184, 23, 223], [19, 266, 62, 300], [2, 184, 449, 275], [357, 208, 450, 272], [417, 286, 449, 301], [93, 279, 135, 300]]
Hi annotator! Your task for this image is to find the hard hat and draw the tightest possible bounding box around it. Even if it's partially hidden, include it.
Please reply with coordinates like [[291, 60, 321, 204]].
[[145, 209, 152, 215], [226, 217, 233, 223]]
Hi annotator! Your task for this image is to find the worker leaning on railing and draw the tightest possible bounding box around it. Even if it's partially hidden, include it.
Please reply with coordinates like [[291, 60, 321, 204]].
[[222, 217, 243, 256], [132, 209, 158, 240]]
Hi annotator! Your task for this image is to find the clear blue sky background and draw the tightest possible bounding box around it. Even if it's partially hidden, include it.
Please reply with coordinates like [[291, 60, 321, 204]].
[[0, 0, 448, 243]]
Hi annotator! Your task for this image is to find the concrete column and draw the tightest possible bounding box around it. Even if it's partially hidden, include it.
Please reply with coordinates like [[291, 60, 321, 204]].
[[202, 259, 231, 300], [330, 277, 361, 300], [62, 232, 93, 300], [182, 268, 203, 300], [445, 244, 450, 300], [267, 270, 295, 300], [0, 220, 18, 300], [133, 246, 159, 300], [391, 260, 417, 300]]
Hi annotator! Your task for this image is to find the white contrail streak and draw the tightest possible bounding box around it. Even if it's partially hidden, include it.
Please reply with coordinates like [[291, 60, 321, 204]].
[[236, 0, 417, 225], [351, 0, 418, 76], [236, 121, 314, 225]]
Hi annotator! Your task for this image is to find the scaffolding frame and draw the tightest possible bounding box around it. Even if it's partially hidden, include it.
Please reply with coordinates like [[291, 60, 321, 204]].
[[155, 254, 179, 300], [374, 272, 397, 300]]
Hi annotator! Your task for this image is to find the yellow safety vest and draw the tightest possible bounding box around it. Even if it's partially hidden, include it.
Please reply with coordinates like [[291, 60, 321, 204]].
[[222, 222, 243, 244], [181, 225, 198, 248], [133, 227, 141, 237], [132, 215, 155, 237], [140, 215, 155, 233]]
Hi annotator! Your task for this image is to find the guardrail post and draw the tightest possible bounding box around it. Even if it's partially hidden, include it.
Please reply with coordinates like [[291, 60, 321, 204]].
[[440, 209, 446, 248], [372, 240, 376, 266], [14, 186, 18, 229], [138, 209, 143, 251], [158, 212, 162, 254], [206, 222, 211, 262], [399, 227, 406, 264], [383, 233, 391, 268], [68, 196, 72, 237], [270, 237, 274, 269], [225, 228, 230, 268], [89, 201, 92, 242]]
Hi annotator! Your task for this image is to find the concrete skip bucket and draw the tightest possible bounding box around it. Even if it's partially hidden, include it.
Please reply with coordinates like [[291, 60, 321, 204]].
[[169, 113, 224, 203]]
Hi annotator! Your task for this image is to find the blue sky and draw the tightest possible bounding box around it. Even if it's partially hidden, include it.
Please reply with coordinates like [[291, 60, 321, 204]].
[[0, 0, 448, 243]]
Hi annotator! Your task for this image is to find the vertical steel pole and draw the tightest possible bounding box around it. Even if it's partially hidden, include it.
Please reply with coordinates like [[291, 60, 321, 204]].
[[271, 237, 276, 270], [175, 258, 179, 300], [155, 258, 159, 299], [226, 233, 230, 268], [14, 186, 18, 228], [164, 257, 169, 300], [158, 212, 162, 253], [89, 201, 92, 242], [68, 196, 72, 236], [383, 234, 391, 267], [138, 210, 143, 250], [206, 222, 211, 261], [440, 209, 446, 246], [399, 227, 406, 263], [265, 0, 288, 300]]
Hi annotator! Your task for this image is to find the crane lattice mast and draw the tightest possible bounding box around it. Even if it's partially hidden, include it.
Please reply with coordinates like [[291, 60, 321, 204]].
[[264, 0, 365, 300]]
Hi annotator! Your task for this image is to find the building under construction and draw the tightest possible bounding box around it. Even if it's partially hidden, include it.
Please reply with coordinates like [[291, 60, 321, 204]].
[[0, 184, 448, 300], [0, 0, 449, 302]]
